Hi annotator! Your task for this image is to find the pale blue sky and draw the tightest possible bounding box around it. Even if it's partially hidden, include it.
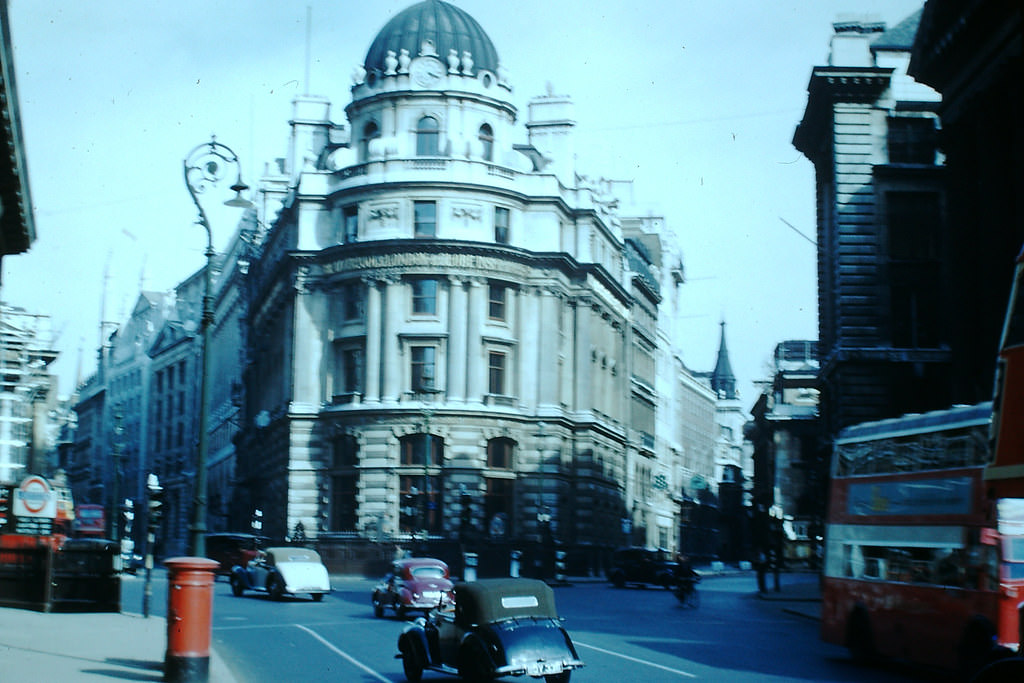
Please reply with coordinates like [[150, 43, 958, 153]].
[[4, 0, 925, 405]]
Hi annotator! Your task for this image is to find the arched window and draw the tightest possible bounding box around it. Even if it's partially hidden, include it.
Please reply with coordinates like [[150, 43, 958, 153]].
[[399, 433, 445, 534], [401, 433, 443, 467], [416, 116, 440, 156], [478, 124, 494, 161], [361, 121, 380, 162], [329, 434, 359, 532], [487, 437, 514, 469]]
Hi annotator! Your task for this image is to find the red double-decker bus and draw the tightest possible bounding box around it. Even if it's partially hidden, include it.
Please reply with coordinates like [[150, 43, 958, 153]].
[[72, 504, 106, 539], [822, 245, 1024, 675], [820, 403, 1024, 673]]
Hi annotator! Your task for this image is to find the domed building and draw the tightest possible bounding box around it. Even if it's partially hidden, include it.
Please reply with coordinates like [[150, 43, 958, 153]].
[[237, 0, 705, 570]]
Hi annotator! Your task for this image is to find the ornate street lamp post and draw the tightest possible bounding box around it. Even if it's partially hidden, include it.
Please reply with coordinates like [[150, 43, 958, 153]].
[[183, 137, 252, 558], [110, 407, 123, 542]]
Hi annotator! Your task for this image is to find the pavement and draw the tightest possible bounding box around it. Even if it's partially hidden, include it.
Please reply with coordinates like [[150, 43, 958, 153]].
[[0, 600, 238, 683], [0, 569, 820, 681], [749, 572, 823, 621]]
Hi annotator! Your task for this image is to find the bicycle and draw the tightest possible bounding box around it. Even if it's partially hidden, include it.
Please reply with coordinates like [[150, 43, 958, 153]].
[[673, 575, 700, 608]]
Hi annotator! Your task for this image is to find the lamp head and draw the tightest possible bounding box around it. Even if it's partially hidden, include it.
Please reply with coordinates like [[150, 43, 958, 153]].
[[225, 181, 254, 208]]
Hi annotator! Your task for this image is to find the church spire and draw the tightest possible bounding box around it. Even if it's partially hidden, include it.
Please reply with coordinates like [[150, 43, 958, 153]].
[[711, 320, 737, 399]]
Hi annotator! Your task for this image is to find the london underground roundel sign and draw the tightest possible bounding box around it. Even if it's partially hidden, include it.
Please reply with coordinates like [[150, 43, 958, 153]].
[[13, 475, 57, 519]]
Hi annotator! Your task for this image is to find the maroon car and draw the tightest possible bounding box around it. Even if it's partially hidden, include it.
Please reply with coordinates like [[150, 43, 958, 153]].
[[373, 558, 455, 619]]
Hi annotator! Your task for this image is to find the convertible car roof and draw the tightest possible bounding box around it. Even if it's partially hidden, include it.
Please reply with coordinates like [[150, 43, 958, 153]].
[[266, 547, 322, 563], [455, 578, 558, 624]]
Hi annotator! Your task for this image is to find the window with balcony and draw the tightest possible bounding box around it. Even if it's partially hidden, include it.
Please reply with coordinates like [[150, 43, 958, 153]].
[[414, 200, 436, 237], [411, 345, 437, 392], [337, 346, 364, 395], [341, 280, 363, 321], [416, 116, 440, 156], [488, 351, 507, 395]]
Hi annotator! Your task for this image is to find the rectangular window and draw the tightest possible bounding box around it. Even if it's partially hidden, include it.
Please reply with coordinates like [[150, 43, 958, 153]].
[[494, 207, 510, 244], [487, 438, 513, 469], [399, 472, 443, 533], [341, 347, 364, 394], [342, 281, 363, 321], [343, 205, 359, 242], [402, 434, 441, 467], [414, 201, 436, 237], [330, 474, 358, 531], [488, 283, 507, 321], [484, 478, 514, 536], [488, 351, 506, 395], [888, 117, 938, 165], [411, 279, 438, 315], [411, 346, 437, 392], [887, 192, 943, 348]]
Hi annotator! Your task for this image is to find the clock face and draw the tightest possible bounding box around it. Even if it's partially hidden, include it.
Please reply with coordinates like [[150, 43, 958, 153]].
[[410, 57, 445, 87]]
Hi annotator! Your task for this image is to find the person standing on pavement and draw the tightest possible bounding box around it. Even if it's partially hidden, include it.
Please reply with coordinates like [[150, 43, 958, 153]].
[[755, 549, 768, 593]]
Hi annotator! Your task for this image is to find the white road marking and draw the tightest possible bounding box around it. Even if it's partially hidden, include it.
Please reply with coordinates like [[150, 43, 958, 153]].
[[576, 640, 699, 678], [293, 624, 391, 683]]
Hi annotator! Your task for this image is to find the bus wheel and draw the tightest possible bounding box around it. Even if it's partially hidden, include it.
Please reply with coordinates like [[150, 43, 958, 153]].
[[846, 609, 875, 664], [957, 619, 997, 679]]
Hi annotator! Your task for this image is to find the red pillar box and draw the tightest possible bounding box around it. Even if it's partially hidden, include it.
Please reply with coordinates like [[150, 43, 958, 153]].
[[164, 557, 219, 683]]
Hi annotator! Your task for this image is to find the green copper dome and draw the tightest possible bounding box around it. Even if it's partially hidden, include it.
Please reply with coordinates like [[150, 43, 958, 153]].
[[364, 0, 500, 75]]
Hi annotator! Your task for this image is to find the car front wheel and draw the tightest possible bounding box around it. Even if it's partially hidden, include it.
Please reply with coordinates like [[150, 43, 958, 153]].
[[458, 642, 492, 683], [311, 593, 324, 602], [230, 575, 244, 597], [268, 576, 285, 601], [400, 639, 424, 683]]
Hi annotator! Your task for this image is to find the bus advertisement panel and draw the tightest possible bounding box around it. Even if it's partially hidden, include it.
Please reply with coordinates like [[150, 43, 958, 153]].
[[821, 403, 1024, 674]]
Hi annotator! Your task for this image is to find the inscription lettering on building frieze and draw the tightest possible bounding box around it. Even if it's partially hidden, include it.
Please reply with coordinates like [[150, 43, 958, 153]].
[[319, 252, 529, 278]]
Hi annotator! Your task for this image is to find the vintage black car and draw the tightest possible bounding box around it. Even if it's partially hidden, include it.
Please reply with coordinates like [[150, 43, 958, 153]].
[[396, 578, 584, 682], [229, 547, 331, 601], [606, 546, 678, 589]]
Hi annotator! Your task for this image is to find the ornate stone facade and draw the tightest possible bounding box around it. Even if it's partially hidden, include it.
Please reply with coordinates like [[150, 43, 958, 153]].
[[232, 0, 713, 561]]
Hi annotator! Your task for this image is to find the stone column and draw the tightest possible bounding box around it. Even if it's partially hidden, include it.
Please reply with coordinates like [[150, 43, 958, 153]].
[[291, 269, 323, 411], [573, 297, 593, 412], [363, 278, 382, 404], [537, 288, 560, 409], [518, 287, 540, 410], [382, 277, 404, 403], [466, 278, 486, 402], [447, 277, 467, 402]]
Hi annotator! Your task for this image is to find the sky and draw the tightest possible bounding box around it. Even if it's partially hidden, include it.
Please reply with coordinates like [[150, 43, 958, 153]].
[[2, 0, 926, 407]]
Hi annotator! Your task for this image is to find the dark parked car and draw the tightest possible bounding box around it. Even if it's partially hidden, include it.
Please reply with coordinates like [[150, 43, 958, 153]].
[[205, 533, 266, 576], [373, 557, 454, 618], [397, 578, 584, 682], [606, 546, 678, 589], [229, 547, 331, 601]]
